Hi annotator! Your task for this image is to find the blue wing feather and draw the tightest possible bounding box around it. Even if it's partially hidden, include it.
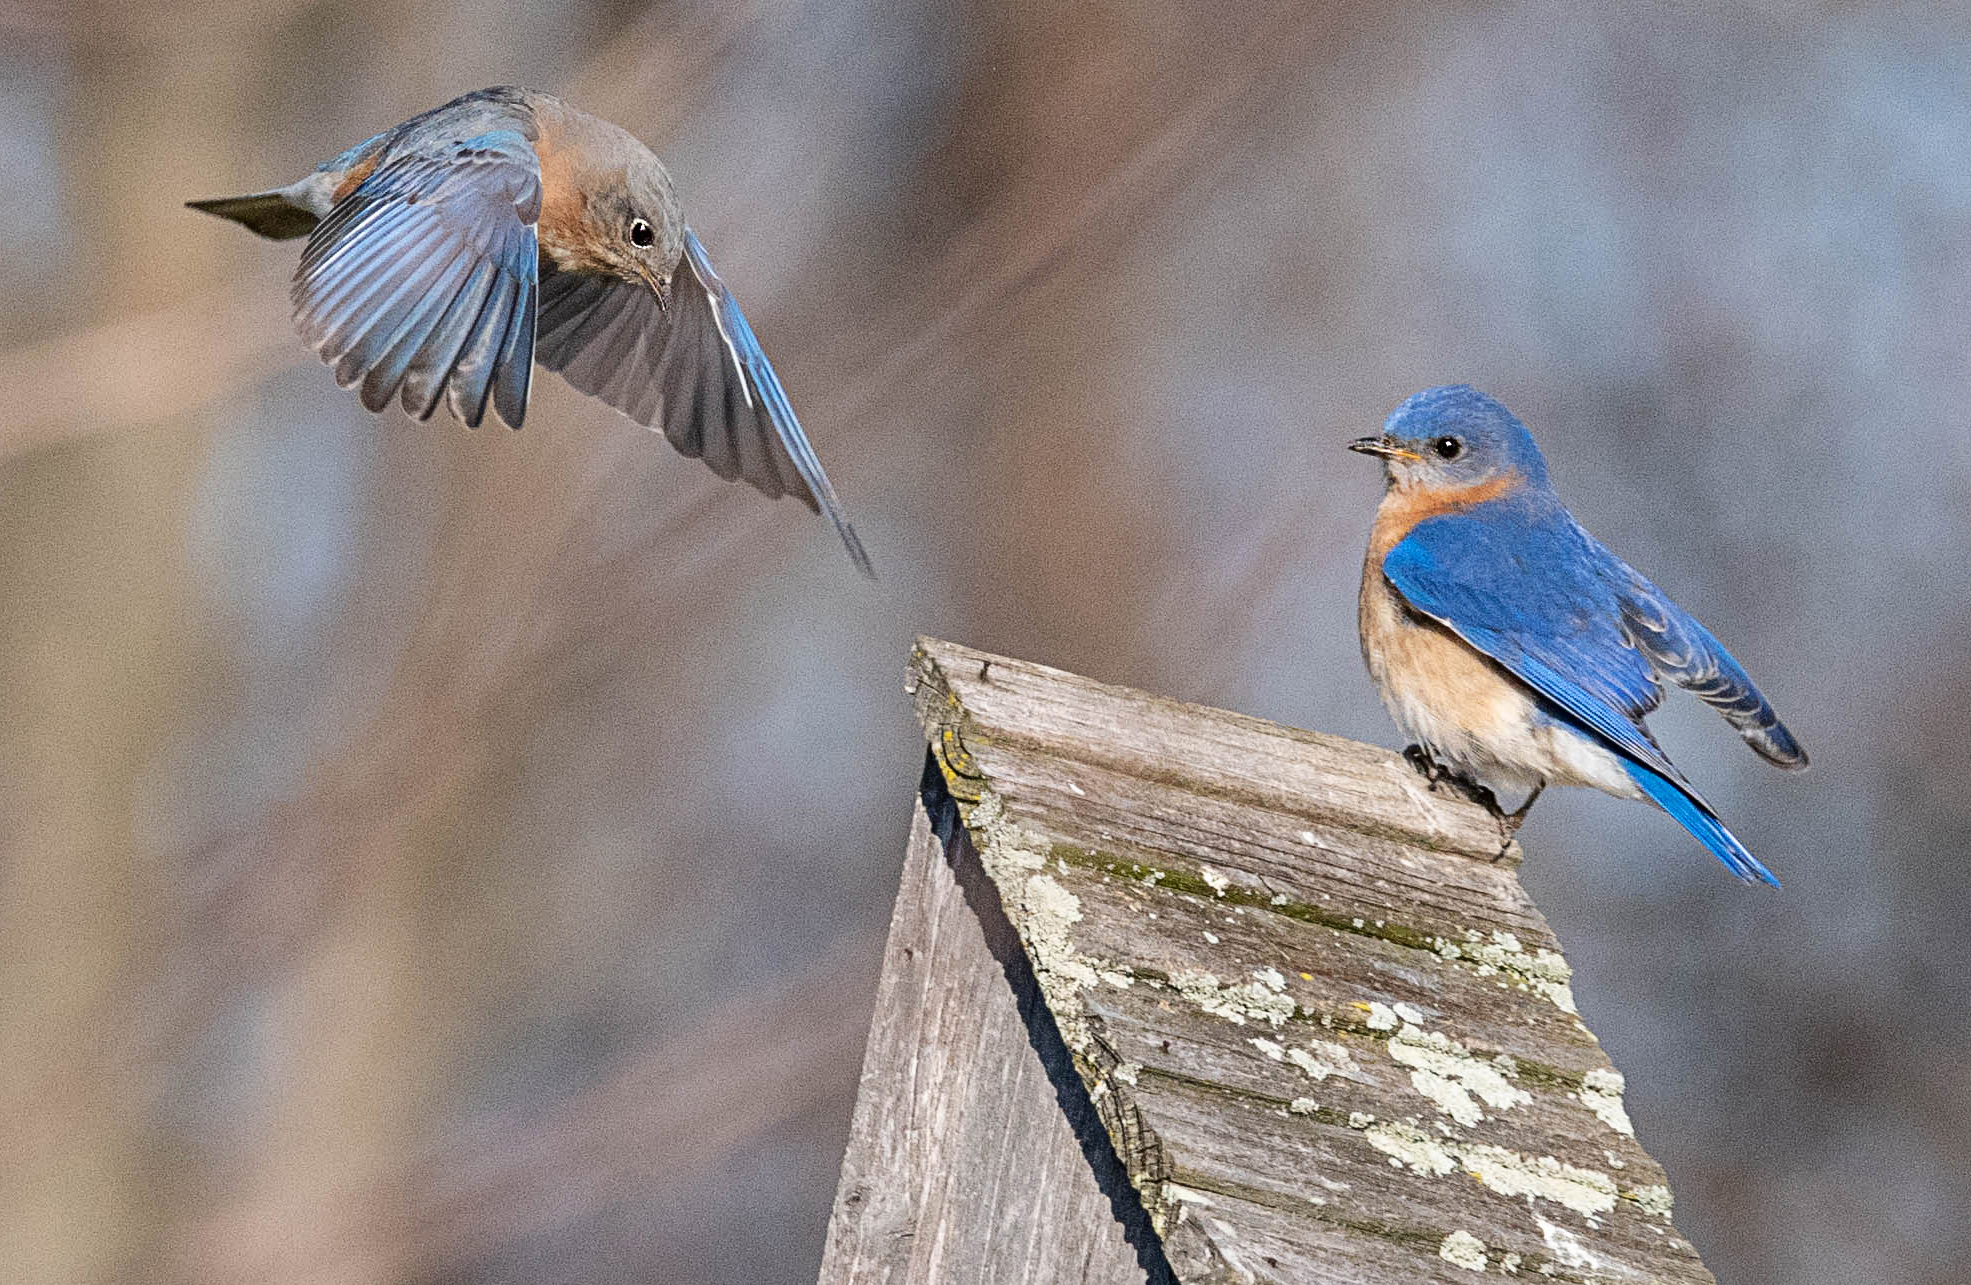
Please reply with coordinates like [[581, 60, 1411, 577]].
[[292, 129, 542, 429], [531, 229, 874, 577], [680, 231, 873, 579], [1380, 502, 1686, 784]]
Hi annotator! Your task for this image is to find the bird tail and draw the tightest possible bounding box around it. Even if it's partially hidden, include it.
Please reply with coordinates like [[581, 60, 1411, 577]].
[[1618, 581, 1807, 770], [186, 190, 320, 241], [1620, 757, 1780, 887]]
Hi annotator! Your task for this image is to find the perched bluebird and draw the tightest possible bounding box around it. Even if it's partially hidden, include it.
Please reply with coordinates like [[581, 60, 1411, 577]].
[[1351, 386, 1806, 885], [189, 86, 871, 576]]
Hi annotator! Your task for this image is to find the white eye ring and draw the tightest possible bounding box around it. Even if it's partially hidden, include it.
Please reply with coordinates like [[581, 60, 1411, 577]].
[[628, 218, 656, 248]]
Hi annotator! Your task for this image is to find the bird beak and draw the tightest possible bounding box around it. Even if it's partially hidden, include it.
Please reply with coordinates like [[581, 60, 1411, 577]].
[[1348, 435, 1421, 461], [636, 264, 671, 315]]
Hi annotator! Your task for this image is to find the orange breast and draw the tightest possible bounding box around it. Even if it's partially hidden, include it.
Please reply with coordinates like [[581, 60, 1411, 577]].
[[1365, 473, 1518, 563], [531, 110, 611, 270], [1358, 472, 1536, 753]]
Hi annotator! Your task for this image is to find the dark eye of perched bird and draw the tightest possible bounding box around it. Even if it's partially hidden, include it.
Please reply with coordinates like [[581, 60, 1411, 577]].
[[1433, 436, 1463, 459], [628, 218, 655, 248]]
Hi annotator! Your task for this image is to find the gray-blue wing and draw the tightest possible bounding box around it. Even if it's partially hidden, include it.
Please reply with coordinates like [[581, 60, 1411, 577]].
[[291, 129, 540, 429], [534, 229, 872, 577], [1616, 569, 1807, 768]]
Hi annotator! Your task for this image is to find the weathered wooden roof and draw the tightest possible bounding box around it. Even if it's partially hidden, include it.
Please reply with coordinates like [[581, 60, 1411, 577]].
[[820, 638, 1715, 1284]]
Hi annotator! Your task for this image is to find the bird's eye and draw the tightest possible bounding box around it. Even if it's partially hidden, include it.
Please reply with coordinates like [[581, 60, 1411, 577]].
[[628, 219, 656, 248], [1433, 436, 1463, 459]]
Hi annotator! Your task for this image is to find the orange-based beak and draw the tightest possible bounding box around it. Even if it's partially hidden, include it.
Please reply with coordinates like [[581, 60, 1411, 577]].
[[1348, 435, 1421, 461]]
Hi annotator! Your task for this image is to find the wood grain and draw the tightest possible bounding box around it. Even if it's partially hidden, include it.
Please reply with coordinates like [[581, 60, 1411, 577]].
[[823, 638, 1718, 1284], [817, 770, 1179, 1284]]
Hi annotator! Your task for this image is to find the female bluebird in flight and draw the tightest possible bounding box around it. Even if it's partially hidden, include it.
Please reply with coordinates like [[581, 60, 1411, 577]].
[[1351, 385, 1806, 885], [189, 86, 871, 577]]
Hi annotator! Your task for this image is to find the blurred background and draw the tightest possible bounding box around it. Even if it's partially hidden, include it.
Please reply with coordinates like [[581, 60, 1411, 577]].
[[0, 1, 1965, 1282]]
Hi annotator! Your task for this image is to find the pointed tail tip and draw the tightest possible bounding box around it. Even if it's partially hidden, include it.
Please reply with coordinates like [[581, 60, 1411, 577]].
[[1740, 861, 1782, 891], [1621, 756, 1783, 888], [186, 191, 320, 240], [841, 523, 876, 581]]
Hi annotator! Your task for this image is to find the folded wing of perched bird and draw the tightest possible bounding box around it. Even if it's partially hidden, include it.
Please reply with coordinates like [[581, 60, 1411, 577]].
[[189, 85, 872, 578]]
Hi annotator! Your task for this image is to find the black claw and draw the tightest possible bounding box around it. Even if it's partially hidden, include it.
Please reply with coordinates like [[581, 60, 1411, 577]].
[[1403, 744, 1503, 814], [1459, 778, 1503, 814]]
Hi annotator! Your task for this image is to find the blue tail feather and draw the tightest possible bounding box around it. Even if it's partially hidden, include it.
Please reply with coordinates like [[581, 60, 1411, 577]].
[[1621, 759, 1779, 887]]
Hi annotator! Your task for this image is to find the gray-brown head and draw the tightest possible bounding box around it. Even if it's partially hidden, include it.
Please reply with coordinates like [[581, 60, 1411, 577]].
[[532, 102, 686, 308]]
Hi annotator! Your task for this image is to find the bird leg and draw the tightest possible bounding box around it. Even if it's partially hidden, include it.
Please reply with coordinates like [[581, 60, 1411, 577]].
[[1501, 783, 1545, 836], [1401, 744, 1502, 814], [1486, 782, 1547, 858]]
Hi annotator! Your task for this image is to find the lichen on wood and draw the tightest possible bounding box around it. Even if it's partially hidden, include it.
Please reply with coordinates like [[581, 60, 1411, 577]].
[[821, 638, 1716, 1285]]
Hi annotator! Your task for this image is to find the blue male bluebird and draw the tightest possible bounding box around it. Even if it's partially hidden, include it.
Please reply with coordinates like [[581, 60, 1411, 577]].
[[1351, 385, 1806, 885], [189, 86, 871, 577]]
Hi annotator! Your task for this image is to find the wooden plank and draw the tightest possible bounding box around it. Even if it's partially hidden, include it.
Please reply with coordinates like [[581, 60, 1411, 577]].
[[885, 636, 1715, 1285], [817, 769, 1181, 1285]]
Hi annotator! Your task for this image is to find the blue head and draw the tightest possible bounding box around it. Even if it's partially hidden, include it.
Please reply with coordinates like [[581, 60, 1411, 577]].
[[1349, 385, 1551, 494]]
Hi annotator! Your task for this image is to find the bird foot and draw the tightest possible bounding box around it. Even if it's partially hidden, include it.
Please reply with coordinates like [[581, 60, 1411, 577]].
[[1404, 745, 1544, 859], [1402, 744, 1501, 814]]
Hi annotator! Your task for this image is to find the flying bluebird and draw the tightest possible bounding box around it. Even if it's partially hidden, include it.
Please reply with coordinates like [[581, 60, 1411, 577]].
[[1351, 385, 1806, 885], [189, 86, 872, 577]]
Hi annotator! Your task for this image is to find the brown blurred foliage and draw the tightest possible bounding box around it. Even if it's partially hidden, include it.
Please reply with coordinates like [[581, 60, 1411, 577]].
[[0, 2, 1967, 1283]]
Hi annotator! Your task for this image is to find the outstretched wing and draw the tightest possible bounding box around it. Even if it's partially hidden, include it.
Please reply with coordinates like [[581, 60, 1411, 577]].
[[534, 229, 872, 578], [292, 129, 540, 429]]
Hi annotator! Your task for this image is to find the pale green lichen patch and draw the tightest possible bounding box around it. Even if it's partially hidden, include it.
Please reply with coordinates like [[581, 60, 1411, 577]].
[[968, 790, 1048, 874], [1628, 1184, 1674, 1221], [1289, 1097, 1319, 1114], [1462, 1145, 1618, 1215], [965, 790, 1134, 1056], [1170, 967, 1296, 1027], [1537, 1216, 1605, 1271], [1364, 1001, 1400, 1031], [1578, 1067, 1634, 1137], [1435, 930, 1578, 1014], [1250, 1037, 1286, 1061], [1389, 1023, 1531, 1127], [1362, 1120, 1457, 1176], [1358, 1118, 1618, 1217], [1288, 1040, 1355, 1082], [1439, 1229, 1489, 1272]]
